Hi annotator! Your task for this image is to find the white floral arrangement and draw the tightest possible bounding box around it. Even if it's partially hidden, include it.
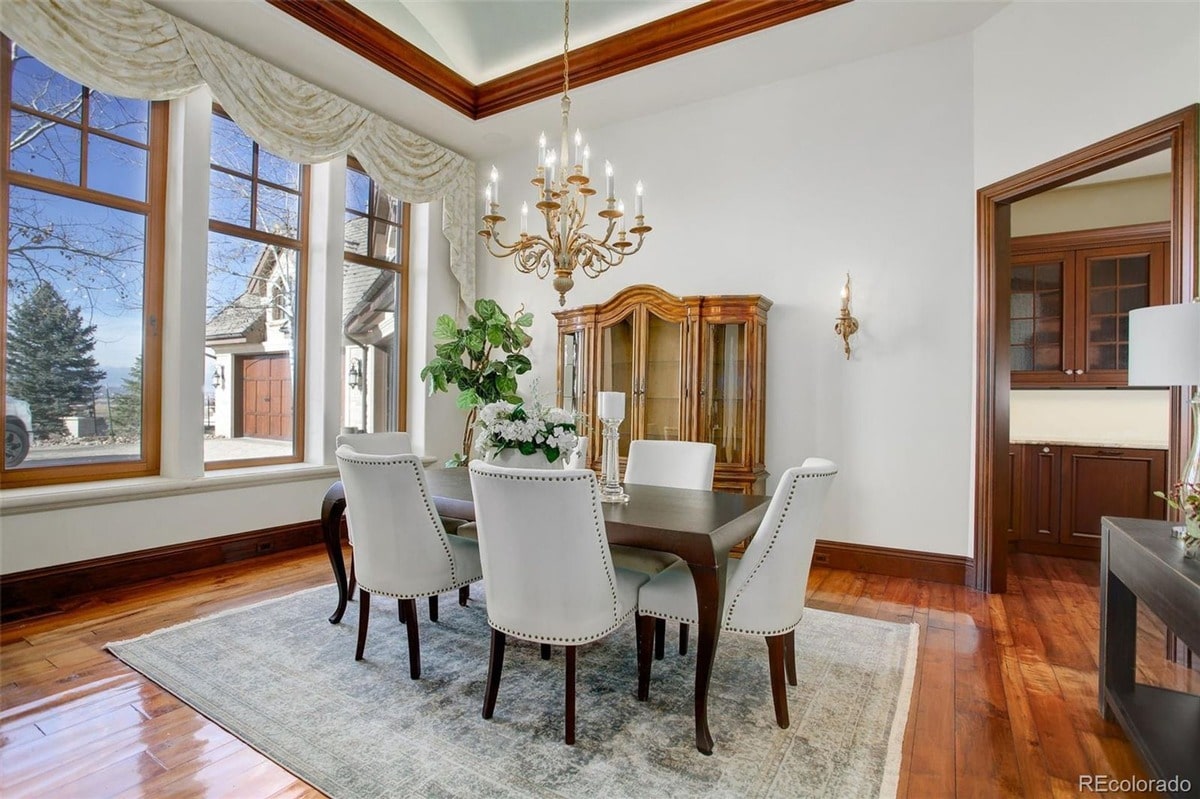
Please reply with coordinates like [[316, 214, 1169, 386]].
[[475, 398, 579, 464]]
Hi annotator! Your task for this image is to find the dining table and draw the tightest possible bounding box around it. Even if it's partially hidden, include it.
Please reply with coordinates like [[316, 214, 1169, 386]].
[[319, 467, 772, 755]]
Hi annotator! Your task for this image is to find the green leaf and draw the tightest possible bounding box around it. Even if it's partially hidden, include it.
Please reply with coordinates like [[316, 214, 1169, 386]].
[[516, 312, 534, 327], [518, 441, 536, 456], [497, 375, 518, 395], [465, 330, 486, 355], [501, 393, 522, 404], [475, 298, 498, 320], [444, 452, 466, 468], [506, 353, 532, 374], [456, 388, 480, 409], [433, 314, 458, 341], [545, 448, 560, 463], [486, 324, 505, 347]]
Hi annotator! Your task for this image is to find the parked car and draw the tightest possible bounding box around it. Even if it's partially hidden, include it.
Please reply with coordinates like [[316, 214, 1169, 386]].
[[5, 396, 31, 467]]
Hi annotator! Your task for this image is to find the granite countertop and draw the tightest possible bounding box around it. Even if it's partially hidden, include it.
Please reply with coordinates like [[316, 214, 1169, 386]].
[[1010, 438, 1168, 450]]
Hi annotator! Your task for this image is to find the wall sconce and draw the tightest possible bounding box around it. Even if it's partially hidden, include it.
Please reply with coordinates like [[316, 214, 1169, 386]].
[[211, 365, 225, 390], [834, 273, 859, 359], [348, 358, 363, 390]]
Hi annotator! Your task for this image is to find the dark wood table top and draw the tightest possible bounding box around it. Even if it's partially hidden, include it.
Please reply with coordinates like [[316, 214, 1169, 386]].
[[425, 467, 772, 566]]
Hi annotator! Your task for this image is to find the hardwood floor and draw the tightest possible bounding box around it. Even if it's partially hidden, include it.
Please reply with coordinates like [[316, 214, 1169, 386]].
[[1, 547, 1195, 797]]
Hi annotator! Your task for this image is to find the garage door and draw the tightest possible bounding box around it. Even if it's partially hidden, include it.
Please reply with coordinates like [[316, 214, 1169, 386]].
[[241, 354, 292, 440]]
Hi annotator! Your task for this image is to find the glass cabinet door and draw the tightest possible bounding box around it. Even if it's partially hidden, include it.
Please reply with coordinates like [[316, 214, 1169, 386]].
[[557, 329, 587, 431], [1010, 253, 1068, 378], [599, 311, 636, 456], [1077, 244, 1157, 379], [641, 311, 684, 442], [702, 321, 747, 465]]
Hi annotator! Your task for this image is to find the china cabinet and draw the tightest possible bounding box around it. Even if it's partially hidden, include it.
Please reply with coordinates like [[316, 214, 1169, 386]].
[[555, 285, 770, 493]]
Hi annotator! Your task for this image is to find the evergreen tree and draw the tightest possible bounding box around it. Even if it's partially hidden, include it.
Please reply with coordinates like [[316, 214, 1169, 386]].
[[108, 355, 142, 437], [6, 282, 106, 438]]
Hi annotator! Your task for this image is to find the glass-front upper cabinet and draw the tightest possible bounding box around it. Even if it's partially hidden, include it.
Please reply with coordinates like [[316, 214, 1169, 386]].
[[599, 310, 636, 456], [701, 320, 747, 465], [1010, 227, 1166, 387], [556, 327, 587, 431], [641, 310, 684, 442]]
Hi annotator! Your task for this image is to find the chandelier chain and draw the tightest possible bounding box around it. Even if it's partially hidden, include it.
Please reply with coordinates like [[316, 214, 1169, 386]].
[[562, 0, 570, 97]]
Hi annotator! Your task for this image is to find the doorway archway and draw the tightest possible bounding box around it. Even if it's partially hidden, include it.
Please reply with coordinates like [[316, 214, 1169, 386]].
[[973, 105, 1198, 593]]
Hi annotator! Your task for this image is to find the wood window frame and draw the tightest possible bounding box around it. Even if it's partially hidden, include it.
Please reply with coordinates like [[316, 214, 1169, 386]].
[[205, 106, 309, 470], [974, 105, 1197, 593], [0, 40, 167, 488], [341, 157, 411, 434]]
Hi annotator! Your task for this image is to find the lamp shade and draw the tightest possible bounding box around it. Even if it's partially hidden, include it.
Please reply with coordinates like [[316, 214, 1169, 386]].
[[1128, 302, 1200, 387]]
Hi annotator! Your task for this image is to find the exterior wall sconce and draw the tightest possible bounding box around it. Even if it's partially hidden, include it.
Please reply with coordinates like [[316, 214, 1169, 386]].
[[834, 273, 859, 359], [211, 365, 225, 390], [348, 358, 363, 390]]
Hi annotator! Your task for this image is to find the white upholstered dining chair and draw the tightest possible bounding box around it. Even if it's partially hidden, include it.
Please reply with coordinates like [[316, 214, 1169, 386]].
[[468, 460, 652, 745], [336, 431, 468, 616], [613, 439, 719, 657], [635, 458, 837, 728], [335, 445, 483, 679]]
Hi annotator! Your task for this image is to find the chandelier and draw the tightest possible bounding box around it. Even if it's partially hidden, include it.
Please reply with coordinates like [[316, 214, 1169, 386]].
[[478, 0, 652, 307]]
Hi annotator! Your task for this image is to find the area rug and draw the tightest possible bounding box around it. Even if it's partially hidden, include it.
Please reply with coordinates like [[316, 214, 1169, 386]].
[[108, 585, 918, 799]]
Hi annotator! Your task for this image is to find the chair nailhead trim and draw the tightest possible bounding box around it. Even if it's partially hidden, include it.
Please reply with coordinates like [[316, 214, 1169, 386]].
[[488, 606, 635, 645]]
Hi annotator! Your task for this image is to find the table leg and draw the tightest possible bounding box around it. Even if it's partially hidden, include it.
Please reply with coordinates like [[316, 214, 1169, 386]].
[[321, 481, 349, 624], [688, 559, 727, 756], [1098, 525, 1135, 719]]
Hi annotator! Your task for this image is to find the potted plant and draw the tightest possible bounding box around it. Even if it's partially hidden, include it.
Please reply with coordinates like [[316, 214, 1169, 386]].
[[475, 397, 578, 468], [419, 299, 533, 465], [1155, 481, 1200, 558]]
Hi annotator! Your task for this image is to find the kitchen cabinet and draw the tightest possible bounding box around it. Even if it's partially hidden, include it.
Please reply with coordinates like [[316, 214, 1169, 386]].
[[1011, 443, 1167, 558], [555, 284, 770, 493], [1010, 223, 1167, 388]]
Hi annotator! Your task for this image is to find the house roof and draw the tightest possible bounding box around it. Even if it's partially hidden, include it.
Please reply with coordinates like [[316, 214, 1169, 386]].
[[205, 291, 267, 343]]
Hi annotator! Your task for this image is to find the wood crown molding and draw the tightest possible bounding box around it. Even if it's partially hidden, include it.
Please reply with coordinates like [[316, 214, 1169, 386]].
[[265, 0, 851, 120], [1011, 221, 1170, 254]]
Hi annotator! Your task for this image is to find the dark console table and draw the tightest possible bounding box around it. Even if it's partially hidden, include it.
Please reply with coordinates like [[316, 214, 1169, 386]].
[[1099, 516, 1200, 796]]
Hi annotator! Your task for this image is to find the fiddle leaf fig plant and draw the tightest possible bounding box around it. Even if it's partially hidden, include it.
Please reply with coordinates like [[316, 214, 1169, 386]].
[[420, 299, 534, 465]]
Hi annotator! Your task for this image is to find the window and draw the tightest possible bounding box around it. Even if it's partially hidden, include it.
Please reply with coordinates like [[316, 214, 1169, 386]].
[[1, 40, 166, 486], [205, 107, 308, 467], [341, 158, 408, 435]]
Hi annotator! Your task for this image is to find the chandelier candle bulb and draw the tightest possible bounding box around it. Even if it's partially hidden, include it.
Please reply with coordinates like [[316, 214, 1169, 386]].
[[618, 200, 626, 234], [520, 202, 528, 235], [605, 161, 615, 200], [583, 144, 590, 176], [574, 129, 583, 166], [538, 132, 546, 169], [490, 166, 499, 203], [635, 181, 644, 217]]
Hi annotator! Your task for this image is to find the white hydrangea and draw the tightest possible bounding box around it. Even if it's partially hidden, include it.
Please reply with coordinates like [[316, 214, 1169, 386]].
[[476, 398, 579, 460]]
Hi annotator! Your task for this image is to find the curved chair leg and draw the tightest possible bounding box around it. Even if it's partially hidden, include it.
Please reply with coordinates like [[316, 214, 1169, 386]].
[[541, 644, 552, 660], [483, 629, 506, 720], [765, 634, 790, 728], [564, 645, 577, 746], [399, 598, 421, 679], [429, 595, 439, 622], [784, 629, 797, 686], [347, 555, 357, 597], [654, 618, 666, 660], [679, 623, 690, 655], [636, 614, 655, 701], [354, 589, 370, 661], [459, 586, 470, 607]]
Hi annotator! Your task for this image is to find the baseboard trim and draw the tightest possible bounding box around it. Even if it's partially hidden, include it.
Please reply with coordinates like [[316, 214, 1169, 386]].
[[813, 540, 971, 586], [1, 521, 325, 620]]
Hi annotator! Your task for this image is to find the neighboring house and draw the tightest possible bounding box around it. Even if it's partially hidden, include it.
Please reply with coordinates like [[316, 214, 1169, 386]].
[[205, 245, 295, 440]]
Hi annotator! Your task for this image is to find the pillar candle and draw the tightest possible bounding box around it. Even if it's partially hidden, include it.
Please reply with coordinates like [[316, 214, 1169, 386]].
[[597, 391, 625, 421]]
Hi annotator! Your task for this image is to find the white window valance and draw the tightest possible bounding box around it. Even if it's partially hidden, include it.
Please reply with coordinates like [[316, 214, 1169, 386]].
[[1, 0, 476, 311]]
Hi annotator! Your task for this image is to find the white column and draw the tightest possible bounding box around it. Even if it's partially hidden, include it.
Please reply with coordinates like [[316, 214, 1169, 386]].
[[304, 159, 346, 465]]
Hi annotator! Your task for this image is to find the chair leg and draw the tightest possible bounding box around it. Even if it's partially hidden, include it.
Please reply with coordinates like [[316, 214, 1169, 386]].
[[636, 614, 655, 701], [541, 644, 552, 660], [679, 623, 689, 656], [354, 589, 370, 661], [784, 629, 797, 686], [766, 634, 790, 728], [402, 598, 421, 679], [398, 599, 406, 624], [459, 586, 470, 607], [654, 618, 666, 660], [429, 595, 439, 622], [565, 645, 577, 746], [482, 629, 506, 720], [347, 555, 357, 597]]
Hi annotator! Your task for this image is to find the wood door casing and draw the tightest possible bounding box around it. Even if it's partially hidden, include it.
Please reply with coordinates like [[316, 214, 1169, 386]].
[[240, 354, 292, 440]]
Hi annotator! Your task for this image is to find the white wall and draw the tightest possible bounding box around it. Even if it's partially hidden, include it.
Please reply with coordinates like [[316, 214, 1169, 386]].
[[973, 1, 1200, 189], [1011, 174, 1171, 237], [479, 34, 979, 556]]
